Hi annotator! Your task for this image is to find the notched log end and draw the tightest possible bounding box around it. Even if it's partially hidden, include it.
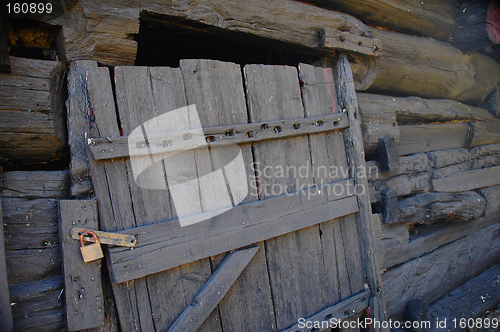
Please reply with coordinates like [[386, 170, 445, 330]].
[[317, 28, 382, 57]]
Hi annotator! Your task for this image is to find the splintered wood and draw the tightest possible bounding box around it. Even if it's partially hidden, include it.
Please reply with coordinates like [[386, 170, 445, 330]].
[[82, 58, 387, 332]]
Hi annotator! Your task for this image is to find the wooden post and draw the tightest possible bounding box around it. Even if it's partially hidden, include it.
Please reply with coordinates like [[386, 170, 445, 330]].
[[335, 54, 388, 330], [59, 200, 105, 331], [0, 198, 14, 332]]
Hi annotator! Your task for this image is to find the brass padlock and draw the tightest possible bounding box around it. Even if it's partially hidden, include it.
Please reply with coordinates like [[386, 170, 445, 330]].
[[80, 230, 104, 263]]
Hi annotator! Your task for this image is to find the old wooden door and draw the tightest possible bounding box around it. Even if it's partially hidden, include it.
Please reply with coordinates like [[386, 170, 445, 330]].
[[83, 55, 386, 332]]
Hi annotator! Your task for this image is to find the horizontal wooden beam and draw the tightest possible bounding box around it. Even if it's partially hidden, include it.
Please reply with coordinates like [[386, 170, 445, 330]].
[[280, 289, 371, 332], [318, 28, 382, 56], [428, 262, 500, 330], [88, 113, 348, 160], [431, 165, 500, 192], [107, 179, 359, 283], [167, 246, 259, 332]]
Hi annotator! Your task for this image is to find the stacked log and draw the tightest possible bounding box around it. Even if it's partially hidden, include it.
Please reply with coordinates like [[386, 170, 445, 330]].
[[300, 0, 459, 42], [0, 57, 67, 165]]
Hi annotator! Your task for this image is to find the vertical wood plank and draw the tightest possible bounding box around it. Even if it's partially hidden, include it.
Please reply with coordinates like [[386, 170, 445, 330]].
[[244, 64, 328, 330], [59, 199, 104, 331], [335, 54, 388, 329], [0, 198, 14, 332], [168, 246, 259, 332], [86, 66, 148, 332], [180, 59, 276, 332]]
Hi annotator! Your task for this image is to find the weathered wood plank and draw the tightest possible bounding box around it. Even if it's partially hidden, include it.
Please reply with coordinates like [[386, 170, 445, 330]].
[[398, 191, 486, 225], [429, 262, 500, 331], [0, 197, 13, 332], [299, 63, 350, 312], [59, 200, 104, 331], [88, 113, 348, 160], [168, 246, 259, 332], [431, 165, 500, 192], [47, 0, 374, 66], [318, 28, 382, 56], [281, 289, 371, 332], [0, 171, 69, 199], [375, 137, 399, 172], [364, 29, 500, 106], [404, 300, 430, 332], [382, 222, 500, 318], [301, 0, 459, 42], [9, 276, 64, 332], [244, 63, 329, 330], [398, 123, 470, 156], [66, 60, 98, 198], [86, 66, 150, 332], [380, 189, 400, 224], [6, 247, 61, 285], [0, 56, 66, 111], [335, 54, 388, 328], [2, 198, 59, 250], [179, 59, 274, 332], [108, 181, 357, 283]]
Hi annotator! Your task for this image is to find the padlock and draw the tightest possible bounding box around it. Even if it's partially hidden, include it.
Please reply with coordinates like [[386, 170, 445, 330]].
[[80, 230, 104, 263]]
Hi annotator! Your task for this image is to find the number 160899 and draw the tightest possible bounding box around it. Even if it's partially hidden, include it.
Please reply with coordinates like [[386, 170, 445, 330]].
[[6, 2, 53, 14]]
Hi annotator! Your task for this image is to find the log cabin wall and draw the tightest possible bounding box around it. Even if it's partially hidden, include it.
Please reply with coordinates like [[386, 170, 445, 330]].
[[0, 0, 499, 330]]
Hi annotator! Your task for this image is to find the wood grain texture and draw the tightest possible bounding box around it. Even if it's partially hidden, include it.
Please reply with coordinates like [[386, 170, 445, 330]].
[[365, 29, 500, 106], [88, 113, 348, 160], [398, 191, 486, 225], [397, 123, 470, 156], [86, 66, 152, 332], [429, 262, 500, 331], [0, 198, 13, 332], [335, 54, 388, 329], [167, 247, 259, 332], [45, 0, 373, 66], [301, 0, 459, 42], [0, 171, 69, 199], [66, 60, 98, 198], [431, 165, 500, 192], [382, 222, 500, 319], [179, 59, 275, 332], [108, 182, 357, 283], [281, 289, 371, 332], [59, 200, 104, 331], [9, 276, 64, 332], [6, 247, 61, 285]]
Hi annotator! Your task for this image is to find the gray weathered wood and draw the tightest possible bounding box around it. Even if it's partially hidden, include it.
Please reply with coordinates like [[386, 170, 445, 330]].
[[301, 0, 459, 42], [88, 113, 348, 160], [380, 189, 400, 224], [66, 60, 98, 198], [0, 197, 13, 332], [9, 276, 64, 332], [0, 171, 69, 199], [179, 59, 274, 332], [318, 28, 382, 56], [404, 300, 430, 332], [46, 0, 373, 66], [281, 289, 371, 332], [86, 66, 153, 332], [382, 222, 500, 318], [375, 137, 400, 172], [398, 123, 470, 156], [364, 29, 500, 106], [335, 54, 388, 329], [428, 262, 500, 331], [2, 198, 59, 250], [59, 200, 104, 331], [108, 181, 357, 283], [431, 165, 500, 192], [168, 246, 259, 332], [398, 191, 486, 225]]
